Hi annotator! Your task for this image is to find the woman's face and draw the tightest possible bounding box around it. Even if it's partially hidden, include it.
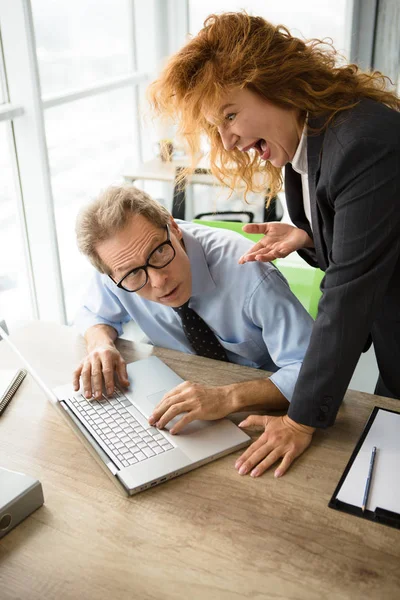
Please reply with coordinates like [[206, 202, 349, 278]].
[[206, 88, 304, 168]]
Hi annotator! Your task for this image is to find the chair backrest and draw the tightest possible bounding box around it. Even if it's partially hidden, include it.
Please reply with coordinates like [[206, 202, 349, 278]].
[[194, 210, 254, 223], [192, 219, 323, 318]]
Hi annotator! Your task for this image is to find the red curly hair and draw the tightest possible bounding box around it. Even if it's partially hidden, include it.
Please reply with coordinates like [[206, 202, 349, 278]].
[[148, 11, 400, 202]]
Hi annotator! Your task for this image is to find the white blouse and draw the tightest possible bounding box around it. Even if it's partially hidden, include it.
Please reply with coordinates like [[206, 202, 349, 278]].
[[291, 124, 312, 231]]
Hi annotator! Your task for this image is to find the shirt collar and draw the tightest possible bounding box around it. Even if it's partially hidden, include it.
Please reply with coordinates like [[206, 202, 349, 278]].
[[291, 121, 308, 176], [180, 226, 217, 298]]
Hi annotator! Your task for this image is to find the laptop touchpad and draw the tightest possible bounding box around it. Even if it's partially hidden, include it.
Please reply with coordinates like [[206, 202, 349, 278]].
[[147, 389, 168, 407]]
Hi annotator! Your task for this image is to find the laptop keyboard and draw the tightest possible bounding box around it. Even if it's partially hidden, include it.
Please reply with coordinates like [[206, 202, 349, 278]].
[[66, 389, 174, 469]]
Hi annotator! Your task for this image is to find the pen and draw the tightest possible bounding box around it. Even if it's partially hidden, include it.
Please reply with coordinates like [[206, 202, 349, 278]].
[[362, 446, 377, 513]]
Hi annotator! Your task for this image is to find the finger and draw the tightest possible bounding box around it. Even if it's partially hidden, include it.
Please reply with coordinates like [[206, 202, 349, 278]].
[[148, 390, 186, 425], [102, 362, 116, 397], [241, 239, 269, 256], [169, 411, 198, 435], [72, 364, 83, 391], [155, 381, 189, 405], [238, 415, 268, 430], [91, 361, 105, 400], [116, 358, 129, 388], [250, 448, 284, 477], [155, 402, 191, 430], [274, 452, 296, 478], [235, 433, 269, 469], [242, 223, 271, 234], [239, 251, 276, 264], [238, 443, 274, 475], [81, 363, 94, 399]]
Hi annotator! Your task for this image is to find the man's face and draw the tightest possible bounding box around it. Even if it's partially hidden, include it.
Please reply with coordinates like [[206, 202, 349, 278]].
[[96, 214, 192, 307]]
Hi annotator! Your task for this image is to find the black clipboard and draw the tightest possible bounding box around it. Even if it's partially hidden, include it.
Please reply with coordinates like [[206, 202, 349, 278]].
[[329, 406, 400, 530]]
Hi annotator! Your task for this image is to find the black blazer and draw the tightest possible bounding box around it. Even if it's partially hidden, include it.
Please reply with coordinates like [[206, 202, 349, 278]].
[[285, 98, 400, 427]]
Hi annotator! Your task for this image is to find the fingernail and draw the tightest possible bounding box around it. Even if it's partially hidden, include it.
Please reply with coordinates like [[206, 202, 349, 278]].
[[235, 460, 242, 469], [250, 469, 259, 478], [148, 416, 155, 424], [85, 390, 91, 398], [238, 421, 246, 427], [239, 465, 248, 475], [274, 469, 282, 478], [106, 388, 112, 396]]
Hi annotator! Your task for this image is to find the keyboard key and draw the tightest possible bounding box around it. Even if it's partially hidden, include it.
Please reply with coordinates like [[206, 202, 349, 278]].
[[143, 447, 155, 458], [120, 399, 132, 407], [134, 451, 146, 461], [153, 446, 164, 454]]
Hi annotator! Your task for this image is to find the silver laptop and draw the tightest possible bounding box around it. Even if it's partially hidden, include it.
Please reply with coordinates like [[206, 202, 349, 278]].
[[51, 356, 250, 495]]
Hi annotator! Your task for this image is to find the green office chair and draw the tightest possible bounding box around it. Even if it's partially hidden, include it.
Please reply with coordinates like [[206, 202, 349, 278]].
[[192, 219, 324, 319]]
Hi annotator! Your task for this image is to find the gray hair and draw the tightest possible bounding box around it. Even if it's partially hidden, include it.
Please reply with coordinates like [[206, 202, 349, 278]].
[[76, 185, 171, 274]]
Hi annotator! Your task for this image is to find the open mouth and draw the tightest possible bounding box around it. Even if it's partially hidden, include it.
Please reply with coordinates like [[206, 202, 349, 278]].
[[243, 139, 270, 161]]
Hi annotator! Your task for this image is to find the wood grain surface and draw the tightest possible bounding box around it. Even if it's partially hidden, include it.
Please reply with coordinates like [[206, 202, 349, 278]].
[[0, 321, 399, 600]]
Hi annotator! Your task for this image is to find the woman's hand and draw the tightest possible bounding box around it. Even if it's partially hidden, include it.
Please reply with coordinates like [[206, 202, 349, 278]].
[[239, 222, 313, 264], [148, 381, 231, 434], [235, 414, 315, 477]]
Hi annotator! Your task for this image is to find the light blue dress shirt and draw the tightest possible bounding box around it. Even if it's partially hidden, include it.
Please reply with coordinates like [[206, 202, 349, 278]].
[[75, 221, 313, 401]]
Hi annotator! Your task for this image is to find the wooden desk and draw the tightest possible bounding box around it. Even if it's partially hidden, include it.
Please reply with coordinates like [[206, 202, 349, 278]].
[[0, 321, 399, 600]]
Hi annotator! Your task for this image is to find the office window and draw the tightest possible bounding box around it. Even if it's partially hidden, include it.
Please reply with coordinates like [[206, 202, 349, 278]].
[[189, 0, 349, 55], [31, 0, 143, 323], [45, 87, 139, 322], [0, 125, 33, 330], [32, 0, 134, 96]]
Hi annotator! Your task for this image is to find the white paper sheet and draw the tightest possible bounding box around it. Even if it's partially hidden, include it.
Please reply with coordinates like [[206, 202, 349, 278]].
[[336, 409, 400, 514]]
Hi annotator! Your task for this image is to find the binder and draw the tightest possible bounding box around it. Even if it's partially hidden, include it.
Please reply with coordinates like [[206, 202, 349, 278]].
[[329, 406, 400, 529], [0, 368, 27, 416]]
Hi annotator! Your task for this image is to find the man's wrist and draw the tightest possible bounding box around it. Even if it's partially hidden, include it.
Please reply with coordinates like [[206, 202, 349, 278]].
[[85, 324, 118, 353]]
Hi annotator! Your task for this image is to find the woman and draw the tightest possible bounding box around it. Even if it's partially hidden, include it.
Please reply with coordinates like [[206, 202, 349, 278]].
[[148, 12, 400, 478]]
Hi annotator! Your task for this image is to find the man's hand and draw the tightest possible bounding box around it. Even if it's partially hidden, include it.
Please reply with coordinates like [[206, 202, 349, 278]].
[[73, 344, 129, 400], [235, 414, 315, 477], [148, 381, 232, 434], [238, 222, 314, 264]]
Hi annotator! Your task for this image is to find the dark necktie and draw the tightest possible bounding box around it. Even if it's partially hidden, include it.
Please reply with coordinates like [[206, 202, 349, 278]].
[[173, 302, 229, 362]]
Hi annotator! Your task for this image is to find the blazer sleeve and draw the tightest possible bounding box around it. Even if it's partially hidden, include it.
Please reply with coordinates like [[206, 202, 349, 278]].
[[288, 135, 400, 427]]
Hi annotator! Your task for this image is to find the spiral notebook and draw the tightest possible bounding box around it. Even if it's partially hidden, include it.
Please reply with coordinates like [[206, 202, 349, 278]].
[[0, 368, 27, 416]]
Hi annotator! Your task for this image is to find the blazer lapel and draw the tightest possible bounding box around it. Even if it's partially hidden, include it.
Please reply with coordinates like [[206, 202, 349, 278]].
[[284, 165, 313, 239], [306, 117, 329, 271]]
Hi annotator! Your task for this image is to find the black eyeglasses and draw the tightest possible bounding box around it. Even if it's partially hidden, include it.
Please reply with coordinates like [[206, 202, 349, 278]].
[[109, 224, 176, 292]]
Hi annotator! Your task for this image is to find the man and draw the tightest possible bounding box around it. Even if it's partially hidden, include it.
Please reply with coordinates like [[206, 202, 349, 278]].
[[74, 185, 313, 436]]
